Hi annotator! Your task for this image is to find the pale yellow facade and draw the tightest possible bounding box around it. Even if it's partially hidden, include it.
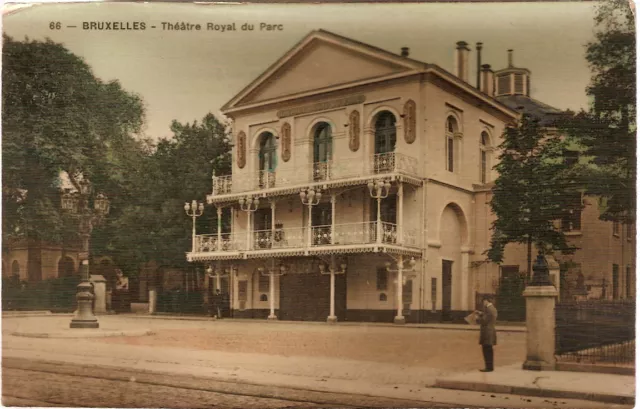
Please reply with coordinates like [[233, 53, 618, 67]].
[[188, 30, 635, 323]]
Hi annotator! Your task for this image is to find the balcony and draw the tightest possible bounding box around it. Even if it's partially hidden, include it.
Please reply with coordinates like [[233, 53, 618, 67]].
[[187, 221, 421, 261], [210, 152, 420, 200]]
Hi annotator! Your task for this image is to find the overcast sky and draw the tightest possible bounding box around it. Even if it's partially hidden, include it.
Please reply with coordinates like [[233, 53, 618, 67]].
[[3, 2, 598, 141]]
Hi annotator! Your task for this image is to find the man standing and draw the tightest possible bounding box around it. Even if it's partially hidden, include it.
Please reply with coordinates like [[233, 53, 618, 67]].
[[476, 296, 498, 372], [212, 289, 223, 319]]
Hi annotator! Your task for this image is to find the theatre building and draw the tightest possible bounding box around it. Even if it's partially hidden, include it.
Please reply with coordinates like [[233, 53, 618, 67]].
[[186, 29, 634, 323]]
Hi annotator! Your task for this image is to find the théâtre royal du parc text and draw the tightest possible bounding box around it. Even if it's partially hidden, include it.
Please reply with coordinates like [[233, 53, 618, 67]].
[[80, 21, 284, 31]]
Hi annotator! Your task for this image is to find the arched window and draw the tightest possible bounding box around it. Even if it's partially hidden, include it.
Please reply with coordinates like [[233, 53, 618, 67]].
[[313, 123, 332, 163], [11, 260, 20, 277], [313, 123, 333, 181], [57, 256, 76, 277], [480, 131, 490, 183], [374, 111, 397, 155], [258, 132, 277, 173], [446, 116, 458, 172]]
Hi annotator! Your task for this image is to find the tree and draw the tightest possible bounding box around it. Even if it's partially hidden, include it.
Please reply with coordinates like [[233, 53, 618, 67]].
[[104, 113, 231, 271], [488, 114, 579, 278], [2, 35, 145, 279], [560, 0, 635, 223]]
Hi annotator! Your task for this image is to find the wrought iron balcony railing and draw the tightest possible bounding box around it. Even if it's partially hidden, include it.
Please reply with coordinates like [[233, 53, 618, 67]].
[[211, 152, 419, 196], [190, 221, 420, 255]]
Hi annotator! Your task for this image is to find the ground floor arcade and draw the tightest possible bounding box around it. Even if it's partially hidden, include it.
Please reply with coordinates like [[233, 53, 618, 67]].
[[202, 252, 477, 324]]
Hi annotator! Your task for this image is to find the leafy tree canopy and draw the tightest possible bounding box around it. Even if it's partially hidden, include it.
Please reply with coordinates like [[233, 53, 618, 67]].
[[488, 114, 580, 275], [559, 0, 636, 223], [102, 113, 232, 272], [2, 35, 146, 244]]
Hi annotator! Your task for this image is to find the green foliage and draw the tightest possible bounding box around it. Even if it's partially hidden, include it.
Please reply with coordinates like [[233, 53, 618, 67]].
[[559, 0, 636, 223], [2, 275, 79, 311], [488, 115, 580, 267], [2, 35, 146, 244], [104, 113, 232, 272]]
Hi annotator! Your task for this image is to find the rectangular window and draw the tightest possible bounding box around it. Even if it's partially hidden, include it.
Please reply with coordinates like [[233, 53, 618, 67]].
[[238, 280, 248, 302], [561, 193, 582, 232], [258, 273, 269, 293], [625, 265, 632, 299], [481, 151, 487, 183], [447, 137, 454, 172], [612, 264, 619, 299], [514, 74, 524, 94], [497, 74, 510, 95], [627, 223, 634, 240], [376, 267, 388, 291], [254, 208, 272, 231], [613, 221, 620, 236]]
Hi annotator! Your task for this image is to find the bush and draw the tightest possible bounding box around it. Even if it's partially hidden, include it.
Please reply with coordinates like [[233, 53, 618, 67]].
[[2, 275, 79, 311]]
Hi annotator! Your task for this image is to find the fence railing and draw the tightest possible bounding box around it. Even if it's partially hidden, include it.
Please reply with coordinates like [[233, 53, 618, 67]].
[[555, 299, 635, 365], [195, 233, 246, 252], [193, 221, 421, 254], [211, 152, 419, 196]]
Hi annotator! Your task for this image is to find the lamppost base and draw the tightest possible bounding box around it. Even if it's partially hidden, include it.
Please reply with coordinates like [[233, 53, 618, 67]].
[[70, 318, 99, 329], [267, 315, 278, 321], [393, 316, 406, 325], [326, 316, 338, 324]]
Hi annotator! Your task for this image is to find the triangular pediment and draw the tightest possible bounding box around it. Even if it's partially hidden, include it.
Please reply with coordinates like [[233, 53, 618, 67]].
[[223, 30, 425, 111]]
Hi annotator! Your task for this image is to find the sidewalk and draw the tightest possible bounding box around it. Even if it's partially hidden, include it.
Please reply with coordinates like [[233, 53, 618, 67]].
[[2, 315, 630, 408], [435, 363, 635, 405], [120, 313, 527, 332]]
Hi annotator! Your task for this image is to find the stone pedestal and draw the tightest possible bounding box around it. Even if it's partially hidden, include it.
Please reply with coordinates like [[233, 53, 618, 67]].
[[90, 275, 107, 314], [267, 315, 278, 321], [393, 316, 406, 325], [149, 289, 157, 315], [523, 285, 558, 371], [326, 316, 337, 324]]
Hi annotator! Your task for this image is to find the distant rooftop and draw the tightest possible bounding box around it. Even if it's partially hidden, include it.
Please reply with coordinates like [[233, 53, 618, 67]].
[[496, 94, 564, 127]]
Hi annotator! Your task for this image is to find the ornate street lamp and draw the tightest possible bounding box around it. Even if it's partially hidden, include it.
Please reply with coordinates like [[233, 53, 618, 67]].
[[300, 188, 322, 246], [385, 256, 418, 324], [184, 200, 205, 253], [60, 183, 110, 329], [530, 251, 552, 286], [367, 179, 392, 244], [258, 260, 287, 320]]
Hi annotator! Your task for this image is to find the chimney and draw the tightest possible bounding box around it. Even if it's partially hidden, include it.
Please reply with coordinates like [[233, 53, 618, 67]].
[[455, 41, 470, 82], [508, 49, 514, 67], [401, 47, 410, 57], [480, 64, 495, 96], [476, 42, 483, 89]]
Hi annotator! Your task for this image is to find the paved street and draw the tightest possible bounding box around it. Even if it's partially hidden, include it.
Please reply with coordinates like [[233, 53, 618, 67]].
[[98, 317, 527, 374], [2, 315, 629, 408], [3, 358, 441, 408]]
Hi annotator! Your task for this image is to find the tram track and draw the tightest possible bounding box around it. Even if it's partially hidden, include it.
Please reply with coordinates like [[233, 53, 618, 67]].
[[2, 357, 460, 408]]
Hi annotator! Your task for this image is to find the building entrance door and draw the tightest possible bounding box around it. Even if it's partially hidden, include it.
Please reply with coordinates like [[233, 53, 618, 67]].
[[279, 270, 346, 321], [442, 260, 453, 321], [312, 203, 332, 245]]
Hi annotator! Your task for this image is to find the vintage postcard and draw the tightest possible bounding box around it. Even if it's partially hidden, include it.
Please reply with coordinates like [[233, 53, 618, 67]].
[[2, 1, 635, 407]]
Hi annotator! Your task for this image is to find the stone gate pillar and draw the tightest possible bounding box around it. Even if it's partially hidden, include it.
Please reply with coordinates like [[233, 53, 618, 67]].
[[523, 252, 558, 371]]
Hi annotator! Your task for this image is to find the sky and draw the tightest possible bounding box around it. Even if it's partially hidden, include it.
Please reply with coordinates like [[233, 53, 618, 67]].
[[3, 2, 599, 141]]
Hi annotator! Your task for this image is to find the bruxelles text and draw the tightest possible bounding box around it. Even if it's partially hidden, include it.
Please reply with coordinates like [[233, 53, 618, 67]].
[[80, 22, 284, 32]]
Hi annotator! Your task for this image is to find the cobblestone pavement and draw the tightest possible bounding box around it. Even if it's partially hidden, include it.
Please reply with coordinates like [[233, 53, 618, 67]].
[[1, 358, 460, 408], [96, 317, 526, 372]]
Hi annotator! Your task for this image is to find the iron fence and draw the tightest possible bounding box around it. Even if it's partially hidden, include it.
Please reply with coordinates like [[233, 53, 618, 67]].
[[555, 299, 635, 365]]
